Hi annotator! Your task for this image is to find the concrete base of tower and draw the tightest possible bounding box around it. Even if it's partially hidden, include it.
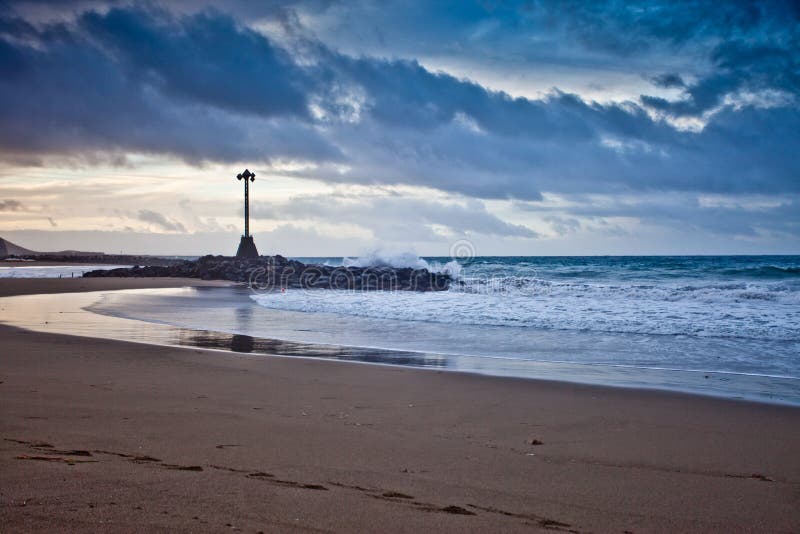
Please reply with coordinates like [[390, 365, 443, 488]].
[[235, 236, 259, 259]]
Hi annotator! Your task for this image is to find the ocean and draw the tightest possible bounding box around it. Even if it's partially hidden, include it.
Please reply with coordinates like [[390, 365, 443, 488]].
[[80, 254, 800, 405]]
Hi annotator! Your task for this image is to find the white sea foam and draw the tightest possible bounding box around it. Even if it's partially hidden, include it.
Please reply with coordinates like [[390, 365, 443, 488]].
[[342, 250, 430, 269], [341, 250, 462, 277], [251, 274, 800, 342]]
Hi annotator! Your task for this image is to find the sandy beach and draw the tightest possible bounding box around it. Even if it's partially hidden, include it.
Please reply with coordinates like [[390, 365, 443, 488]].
[[1, 279, 799, 533]]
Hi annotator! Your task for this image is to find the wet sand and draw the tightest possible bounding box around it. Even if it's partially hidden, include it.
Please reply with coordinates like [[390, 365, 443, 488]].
[[0, 277, 230, 297], [1, 279, 799, 532]]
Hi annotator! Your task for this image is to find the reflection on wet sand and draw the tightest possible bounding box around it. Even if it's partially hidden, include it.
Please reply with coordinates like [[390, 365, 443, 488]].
[[175, 328, 447, 367], [231, 334, 254, 353], [1, 290, 448, 368]]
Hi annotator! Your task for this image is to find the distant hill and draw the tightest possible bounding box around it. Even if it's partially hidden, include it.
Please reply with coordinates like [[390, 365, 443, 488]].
[[0, 236, 185, 266], [0, 237, 37, 257], [0, 236, 105, 259]]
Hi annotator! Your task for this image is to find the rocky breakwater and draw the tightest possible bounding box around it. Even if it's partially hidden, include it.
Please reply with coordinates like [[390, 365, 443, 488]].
[[83, 254, 453, 291]]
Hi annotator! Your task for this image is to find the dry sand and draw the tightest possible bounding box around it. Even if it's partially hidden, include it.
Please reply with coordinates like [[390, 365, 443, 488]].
[[1, 278, 798, 532]]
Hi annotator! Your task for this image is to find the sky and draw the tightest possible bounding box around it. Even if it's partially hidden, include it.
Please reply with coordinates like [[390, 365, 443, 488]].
[[0, 0, 798, 256]]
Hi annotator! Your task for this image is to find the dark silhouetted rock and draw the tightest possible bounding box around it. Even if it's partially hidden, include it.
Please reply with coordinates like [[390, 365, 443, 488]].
[[83, 255, 452, 291]]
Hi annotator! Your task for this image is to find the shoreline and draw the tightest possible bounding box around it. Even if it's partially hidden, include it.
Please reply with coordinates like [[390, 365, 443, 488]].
[[2, 279, 798, 407], [0, 276, 232, 297], [1, 278, 799, 531]]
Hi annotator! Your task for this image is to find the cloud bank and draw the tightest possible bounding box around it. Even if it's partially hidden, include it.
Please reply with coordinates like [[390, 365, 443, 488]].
[[0, 1, 798, 252]]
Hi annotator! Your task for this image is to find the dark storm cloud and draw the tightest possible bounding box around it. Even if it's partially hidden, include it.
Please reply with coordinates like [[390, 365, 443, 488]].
[[650, 73, 685, 89], [642, 39, 800, 117], [517, 195, 800, 239], [252, 196, 539, 239], [79, 7, 312, 118], [0, 5, 340, 164], [0, 199, 23, 211], [616, 2, 800, 118], [531, 0, 797, 52], [0, 1, 798, 206], [297, 89, 800, 199], [137, 208, 186, 232], [497, 1, 800, 119], [543, 216, 581, 237], [308, 0, 800, 120]]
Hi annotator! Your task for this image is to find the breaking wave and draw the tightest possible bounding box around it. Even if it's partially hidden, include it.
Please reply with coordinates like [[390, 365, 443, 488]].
[[254, 255, 800, 342], [340, 250, 462, 277], [716, 265, 800, 279]]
